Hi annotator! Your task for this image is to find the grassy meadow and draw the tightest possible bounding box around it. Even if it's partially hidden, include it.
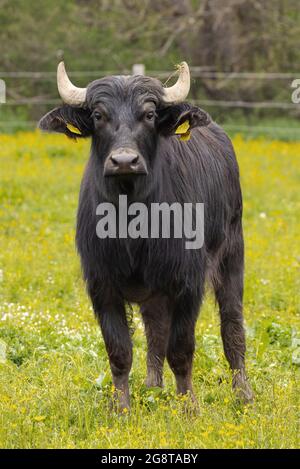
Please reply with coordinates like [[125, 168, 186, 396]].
[[0, 131, 299, 448]]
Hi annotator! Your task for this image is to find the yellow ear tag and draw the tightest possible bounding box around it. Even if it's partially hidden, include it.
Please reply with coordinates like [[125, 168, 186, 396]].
[[175, 120, 191, 141], [66, 123, 82, 135], [175, 120, 190, 134], [179, 131, 191, 141]]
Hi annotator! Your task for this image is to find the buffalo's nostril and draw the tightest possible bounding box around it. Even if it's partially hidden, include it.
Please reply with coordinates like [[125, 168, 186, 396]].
[[131, 155, 139, 165], [110, 155, 119, 166]]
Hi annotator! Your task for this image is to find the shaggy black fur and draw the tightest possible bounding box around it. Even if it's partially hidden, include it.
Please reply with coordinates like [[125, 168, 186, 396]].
[[39, 74, 253, 409]]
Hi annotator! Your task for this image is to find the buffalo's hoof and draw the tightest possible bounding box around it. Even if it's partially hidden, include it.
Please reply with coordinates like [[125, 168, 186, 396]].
[[180, 391, 200, 416], [232, 371, 254, 404], [110, 389, 130, 415], [144, 378, 164, 388]]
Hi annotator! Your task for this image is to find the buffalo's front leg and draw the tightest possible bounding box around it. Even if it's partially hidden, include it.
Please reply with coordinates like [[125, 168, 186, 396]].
[[140, 295, 171, 387], [91, 292, 132, 411]]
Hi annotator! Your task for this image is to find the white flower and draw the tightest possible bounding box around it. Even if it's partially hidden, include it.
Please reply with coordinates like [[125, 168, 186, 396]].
[[260, 278, 270, 285]]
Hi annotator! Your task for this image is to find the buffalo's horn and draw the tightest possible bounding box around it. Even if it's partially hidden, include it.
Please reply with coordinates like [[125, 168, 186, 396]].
[[57, 61, 87, 106], [163, 62, 190, 103]]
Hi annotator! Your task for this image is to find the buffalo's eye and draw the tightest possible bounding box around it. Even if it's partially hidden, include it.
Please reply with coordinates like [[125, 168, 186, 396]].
[[94, 111, 102, 121], [145, 111, 155, 121]]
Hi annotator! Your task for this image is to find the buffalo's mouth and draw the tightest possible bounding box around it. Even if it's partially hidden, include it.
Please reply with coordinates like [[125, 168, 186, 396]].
[[104, 173, 147, 199], [117, 175, 136, 195]]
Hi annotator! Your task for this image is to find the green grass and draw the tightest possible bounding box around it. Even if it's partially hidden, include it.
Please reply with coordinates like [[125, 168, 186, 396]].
[[222, 116, 300, 141], [0, 132, 299, 448]]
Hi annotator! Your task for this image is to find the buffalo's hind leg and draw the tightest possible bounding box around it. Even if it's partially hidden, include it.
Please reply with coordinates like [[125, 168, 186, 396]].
[[140, 295, 171, 388], [166, 292, 203, 404], [214, 231, 253, 403], [90, 286, 132, 412]]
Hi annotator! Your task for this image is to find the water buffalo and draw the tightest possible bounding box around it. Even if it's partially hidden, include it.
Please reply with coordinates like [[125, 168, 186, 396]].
[[39, 62, 253, 411]]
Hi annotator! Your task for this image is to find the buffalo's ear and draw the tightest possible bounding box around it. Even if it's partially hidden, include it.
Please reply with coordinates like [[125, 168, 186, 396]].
[[38, 105, 92, 139], [157, 103, 211, 138]]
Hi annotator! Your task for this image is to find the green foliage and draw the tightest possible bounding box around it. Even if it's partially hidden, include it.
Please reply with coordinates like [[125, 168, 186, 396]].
[[1, 0, 300, 127]]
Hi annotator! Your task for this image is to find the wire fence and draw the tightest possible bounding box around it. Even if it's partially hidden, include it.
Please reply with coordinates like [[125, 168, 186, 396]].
[[1, 69, 299, 79], [0, 67, 299, 130]]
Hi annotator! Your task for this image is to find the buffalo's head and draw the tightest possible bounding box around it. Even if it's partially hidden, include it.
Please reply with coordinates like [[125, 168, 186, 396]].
[[39, 62, 210, 201]]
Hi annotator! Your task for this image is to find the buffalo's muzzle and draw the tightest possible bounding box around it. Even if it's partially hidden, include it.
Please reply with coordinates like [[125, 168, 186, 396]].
[[104, 148, 148, 176]]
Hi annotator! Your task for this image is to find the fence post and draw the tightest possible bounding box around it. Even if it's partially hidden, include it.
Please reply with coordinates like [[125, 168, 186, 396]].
[[132, 64, 145, 76], [0, 80, 6, 104]]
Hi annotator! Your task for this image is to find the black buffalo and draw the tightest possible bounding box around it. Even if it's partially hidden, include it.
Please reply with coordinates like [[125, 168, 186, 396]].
[[39, 62, 253, 411]]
